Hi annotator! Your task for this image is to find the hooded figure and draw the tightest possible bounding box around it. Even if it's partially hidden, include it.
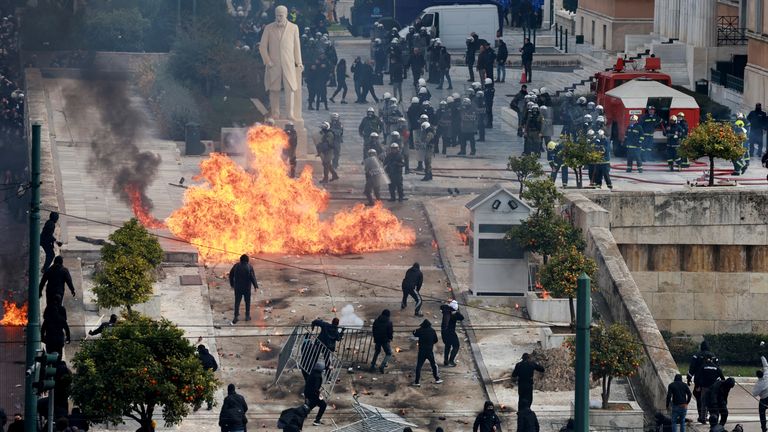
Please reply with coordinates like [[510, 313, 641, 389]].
[[219, 384, 248, 432], [473, 401, 502, 432], [706, 378, 736, 427], [411, 319, 441, 386], [311, 317, 343, 352], [278, 404, 310, 432], [512, 353, 545, 409], [304, 361, 328, 426], [439, 300, 464, 367], [517, 400, 540, 432], [401, 263, 424, 316], [370, 309, 394, 373], [666, 373, 691, 432]]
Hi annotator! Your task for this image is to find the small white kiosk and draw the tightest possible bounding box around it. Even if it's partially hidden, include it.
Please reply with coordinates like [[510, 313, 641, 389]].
[[465, 184, 532, 296]]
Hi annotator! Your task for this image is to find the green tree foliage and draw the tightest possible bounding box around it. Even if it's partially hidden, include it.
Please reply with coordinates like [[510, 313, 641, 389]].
[[679, 114, 746, 186], [568, 322, 643, 408], [81, 8, 151, 52], [507, 153, 544, 194], [560, 133, 603, 188], [539, 246, 597, 323], [101, 219, 163, 268], [520, 179, 562, 216], [72, 313, 218, 430]]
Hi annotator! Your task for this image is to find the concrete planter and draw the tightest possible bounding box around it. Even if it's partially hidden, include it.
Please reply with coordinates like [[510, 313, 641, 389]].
[[539, 327, 575, 349], [525, 291, 572, 325], [581, 401, 644, 429]]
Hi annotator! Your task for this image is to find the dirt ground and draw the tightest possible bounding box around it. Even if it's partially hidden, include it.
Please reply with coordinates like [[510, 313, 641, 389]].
[[203, 199, 493, 431]]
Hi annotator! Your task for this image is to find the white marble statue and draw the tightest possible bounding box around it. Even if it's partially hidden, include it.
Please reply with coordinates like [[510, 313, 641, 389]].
[[258, 5, 304, 121]]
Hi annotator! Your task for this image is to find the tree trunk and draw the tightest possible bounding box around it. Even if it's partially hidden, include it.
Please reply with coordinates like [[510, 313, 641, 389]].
[[602, 376, 613, 409], [708, 155, 715, 186], [568, 295, 575, 328], [574, 167, 583, 188], [519, 177, 525, 195]]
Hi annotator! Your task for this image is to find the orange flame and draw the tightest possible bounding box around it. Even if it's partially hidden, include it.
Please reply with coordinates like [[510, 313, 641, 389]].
[[541, 289, 551, 300], [259, 341, 272, 352], [166, 125, 415, 261], [125, 184, 165, 229], [395, 346, 402, 353], [0, 301, 28, 326]]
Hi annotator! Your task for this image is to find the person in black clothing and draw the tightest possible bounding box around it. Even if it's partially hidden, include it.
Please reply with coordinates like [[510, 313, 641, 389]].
[[312, 317, 343, 354], [466, 33, 479, 82], [512, 353, 545, 408], [304, 361, 328, 425], [197, 345, 219, 410], [67, 407, 89, 431], [496, 39, 508, 83], [654, 412, 673, 432], [41, 211, 62, 273], [401, 263, 424, 316], [748, 103, 767, 157], [39, 256, 76, 307], [409, 48, 426, 90], [706, 378, 736, 428], [41, 302, 70, 361], [314, 58, 330, 110], [359, 60, 379, 103], [666, 374, 692, 432], [390, 56, 405, 102], [440, 300, 464, 367], [412, 319, 442, 386], [473, 401, 501, 432], [520, 38, 534, 82], [229, 254, 259, 324], [88, 314, 117, 336], [351, 56, 364, 103], [437, 46, 452, 90], [283, 122, 299, 178], [330, 59, 348, 104], [278, 404, 310, 432], [219, 384, 248, 432], [517, 399, 539, 432], [688, 343, 723, 424], [370, 309, 393, 373], [0, 408, 6, 431]]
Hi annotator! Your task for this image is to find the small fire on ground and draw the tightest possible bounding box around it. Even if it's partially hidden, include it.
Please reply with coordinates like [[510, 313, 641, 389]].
[[125, 184, 165, 229], [0, 301, 28, 326], [259, 341, 272, 352], [165, 125, 416, 261]]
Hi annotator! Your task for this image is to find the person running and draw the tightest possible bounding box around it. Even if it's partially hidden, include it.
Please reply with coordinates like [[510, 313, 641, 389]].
[[401, 263, 423, 316], [411, 319, 442, 386], [329, 59, 348, 104]]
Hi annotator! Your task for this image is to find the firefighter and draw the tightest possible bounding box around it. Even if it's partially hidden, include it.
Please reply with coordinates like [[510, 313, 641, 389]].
[[437, 100, 453, 154], [363, 149, 388, 206], [384, 143, 405, 201], [585, 129, 597, 184], [475, 91, 487, 142], [592, 130, 613, 189], [639, 106, 662, 161], [524, 105, 543, 156], [677, 112, 691, 168], [316, 122, 338, 183], [547, 140, 568, 187], [732, 117, 749, 175], [593, 115, 606, 135], [283, 122, 298, 178], [329, 113, 344, 170], [458, 98, 477, 156], [419, 121, 436, 181], [578, 114, 593, 138], [625, 115, 644, 173], [484, 78, 495, 128], [665, 115, 684, 171]]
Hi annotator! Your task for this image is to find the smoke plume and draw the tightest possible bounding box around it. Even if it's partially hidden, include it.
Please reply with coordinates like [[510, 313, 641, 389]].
[[63, 73, 161, 215]]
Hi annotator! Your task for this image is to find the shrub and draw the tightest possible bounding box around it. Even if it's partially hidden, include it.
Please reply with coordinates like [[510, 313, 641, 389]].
[[149, 70, 201, 140], [93, 252, 154, 312], [660, 330, 699, 363], [703, 333, 768, 365], [101, 218, 163, 269], [81, 8, 151, 52]]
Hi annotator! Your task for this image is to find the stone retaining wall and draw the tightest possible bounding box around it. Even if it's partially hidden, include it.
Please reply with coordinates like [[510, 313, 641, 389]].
[[25, 68, 60, 213]]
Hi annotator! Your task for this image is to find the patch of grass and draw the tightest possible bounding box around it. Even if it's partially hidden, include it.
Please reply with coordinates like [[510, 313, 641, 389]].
[[676, 361, 759, 378]]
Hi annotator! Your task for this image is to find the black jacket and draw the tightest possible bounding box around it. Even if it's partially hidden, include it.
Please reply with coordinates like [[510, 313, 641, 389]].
[[39, 264, 76, 299], [278, 405, 310, 432], [219, 392, 248, 430], [371, 313, 393, 343], [521, 42, 535, 62], [198, 346, 219, 372], [41, 313, 70, 347], [390, 61, 404, 83], [229, 262, 258, 292], [517, 408, 539, 432], [312, 319, 342, 351], [401, 265, 423, 292], [512, 360, 545, 387], [497, 42, 509, 64], [305, 369, 324, 401], [695, 361, 724, 387], [705, 379, 735, 410], [473, 410, 502, 432], [40, 219, 57, 247], [666, 379, 692, 407], [412, 320, 438, 354], [440, 305, 464, 335]]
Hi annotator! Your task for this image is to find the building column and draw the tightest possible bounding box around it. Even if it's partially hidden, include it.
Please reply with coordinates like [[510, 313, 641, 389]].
[[678, 0, 688, 43], [668, 0, 680, 40], [654, 0, 662, 34], [692, 0, 717, 47], [659, 0, 668, 37]]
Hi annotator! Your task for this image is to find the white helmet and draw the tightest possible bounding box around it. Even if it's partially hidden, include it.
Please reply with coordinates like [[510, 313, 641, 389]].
[[565, 91, 574, 98], [540, 87, 549, 94], [390, 142, 399, 148], [596, 115, 605, 123], [485, 78, 493, 85], [391, 97, 398, 103], [630, 115, 639, 122], [321, 121, 330, 130], [391, 131, 400, 137], [418, 78, 426, 86], [476, 91, 484, 96], [439, 100, 447, 105], [265, 117, 276, 126], [595, 104, 604, 111], [434, 38, 441, 44], [392, 38, 400, 44], [539, 105, 548, 111], [368, 148, 377, 155], [577, 96, 587, 105], [383, 92, 392, 99], [367, 107, 375, 113], [446, 96, 454, 103], [531, 89, 539, 96], [370, 132, 379, 138], [374, 38, 381, 43], [421, 121, 431, 129], [331, 112, 339, 119], [419, 87, 428, 94], [584, 114, 593, 121], [422, 100, 430, 105], [452, 92, 460, 99], [587, 129, 595, 136], [419, 114, 429, 121], [411, 97, 420, 104], [392, 27, 398, 31], [531, 104, 539, 111], [737, 112, 745, 119], [526, 101, 535, 108], [472, 81, 481, 89], [587, 101, 595, 109], [677, 112, 685, 118], [597, 129, 605, 136], [670, 115, 678, 122]]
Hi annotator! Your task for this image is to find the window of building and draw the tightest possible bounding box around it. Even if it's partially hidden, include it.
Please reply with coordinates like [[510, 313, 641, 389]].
[[478, 238, 524, 259], [581, 16, 584, 35], [602, 24, 607, 49], [591, 20, 595, 44]]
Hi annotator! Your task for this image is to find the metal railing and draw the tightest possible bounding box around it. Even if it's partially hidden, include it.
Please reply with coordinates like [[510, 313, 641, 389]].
[[717, 16, 747, 46], [711, 68, 725, 85], [711, 68, 744, 93]]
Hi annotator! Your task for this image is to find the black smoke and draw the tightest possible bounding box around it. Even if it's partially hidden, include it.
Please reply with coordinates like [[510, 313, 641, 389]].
[[63, 72, 161, 212]]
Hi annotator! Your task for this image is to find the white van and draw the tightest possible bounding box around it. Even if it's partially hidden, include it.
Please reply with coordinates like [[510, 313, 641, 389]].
[[399, 4, 499, 50]]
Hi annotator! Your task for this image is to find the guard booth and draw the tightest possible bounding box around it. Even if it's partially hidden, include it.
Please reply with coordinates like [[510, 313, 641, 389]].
[[465, 184, 531, 296]]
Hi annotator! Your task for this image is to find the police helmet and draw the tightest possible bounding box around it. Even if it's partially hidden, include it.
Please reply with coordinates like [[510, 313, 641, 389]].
[[596, 115, 605, 123], [587, 129, 595, 136], [485, 78, 493, 85], [463, 98, 472, 105], [422, 100, 431, 106], [418, 78, 426, 86], [587, 101, 595, 109], [677, 112, 685, 118], [597, 129, 605, 136], [368, 149, 377, 155], [577, 96, 587, 105], [526, 101, 535, 109], [391, 131, 400, 137], [367, 107, 375, 113], [737, 112, 745, 119], [392, 27, 398, 31], [670, 115, 678, 122], [419, 114, 429, 121], [331, 112, 339, 119], [476, 91, 484, 97], [421, 121, 431, 129], [472, 82, 481, 89], [390, 142, 399, 148], [321, 121, 330, 130], [531, 104, 539, 111], [374, 38, 381, 44], [539, 105, 548, 111], [390, 97, 398, 104], [265, 117, 276, 126], [285, 121, 294, 128], [391, 38, 399, 44], [531, 89, 540, 95], [411, 97, 420, 104], [452, 92, 460, 99], [419, 87, 428, 94], [446, 96, 454, 103], [584, 114, 593, 121], [565, 91, 574, 98], [540, 87, 549, 94], [383, 92, 392, 99], [370, 132, 379, 138], [440, 100, 447, 105], [595, 104, 604, 111]]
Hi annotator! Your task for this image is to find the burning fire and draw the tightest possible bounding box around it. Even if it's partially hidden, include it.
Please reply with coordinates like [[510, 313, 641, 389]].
[[125, 184, 165, 229], [166, 125, 415, 261], [395, 346, 402, 353], [259, 341, 272, 352], [0, 301, 28, 326], [541, 289, 551, 300]]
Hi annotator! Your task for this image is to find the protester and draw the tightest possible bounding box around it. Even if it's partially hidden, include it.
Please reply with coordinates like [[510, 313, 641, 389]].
[[39, 256, 76, 307], [304, 361, 328, 425], [219, 384, 248, 432], [440, 300, 464, 367], [512, 353, 545, 409], [753, 356, 768, 432], [706, 378, 736, 428], [665, 374, 691, 432], [411, 319, 442, 386], [197, 345, 219, 410], [473, 401, 502, 432], [520, 38, 534, 82], [88, 314, 117, 336], [40, 212, 63, 272], [370, 309, 393, 373], [329, 59, 348, 104], [229, 254, 259, 325], [278, 404, 310, 432], [401, 263, 424, 316]]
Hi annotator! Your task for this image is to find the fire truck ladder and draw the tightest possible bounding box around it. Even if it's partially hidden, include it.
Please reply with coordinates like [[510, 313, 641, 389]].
[[271, 324, 375, 399], [554, 49, 652, 97]]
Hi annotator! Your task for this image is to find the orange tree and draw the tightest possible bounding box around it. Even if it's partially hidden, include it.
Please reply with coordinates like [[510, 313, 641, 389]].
[[539, 246, 597, 324], [507, 179, 585, 264], [679, 114, 745, 186], [72, 313, 218, 431], [560, 133, 603, 188], [568, 322, 644, 408], [507, 153, 544, 195]]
